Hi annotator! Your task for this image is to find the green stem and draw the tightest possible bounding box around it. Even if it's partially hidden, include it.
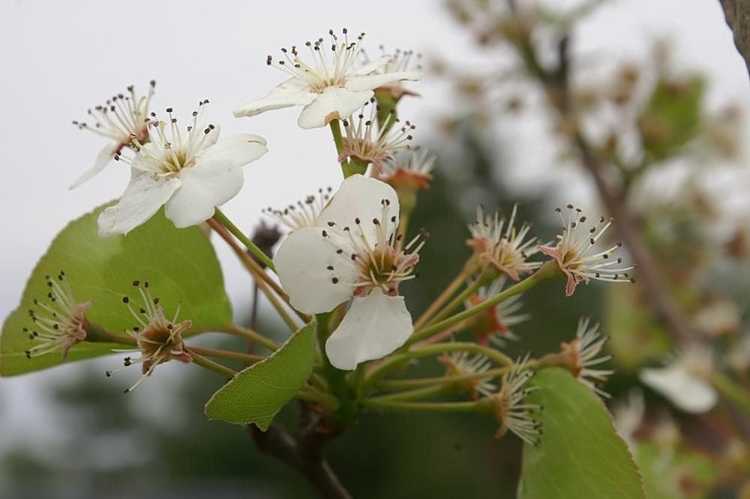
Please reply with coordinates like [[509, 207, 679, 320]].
[[191, 352, 237, 378], [369, 384, 453, 403], [212, 208, 275, 271], [86, 323, 137, 346], [363, 342, 513, 391], [362, 398, 483, 413], [408, 262, 558, 345], [224, 324, 280, 351], [377, 368, 508, 391], [413, 259, 476, 330], [425, 271, 490, 327], [187, 345, 262, 365]]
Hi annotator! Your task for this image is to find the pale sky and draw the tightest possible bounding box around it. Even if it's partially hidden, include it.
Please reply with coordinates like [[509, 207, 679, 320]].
[[1, 0, 749, 455]]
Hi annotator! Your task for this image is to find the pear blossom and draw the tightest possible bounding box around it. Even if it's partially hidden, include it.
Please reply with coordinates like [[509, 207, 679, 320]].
[[71, 81, 155, 189], [465, 277, 529, 347], [560, 318, 613, 398], [24, 271, 90, 358], [274, 175, 425, 370], [339, 99, 415, 171], [439, 351, 496, 398], [377, 147, 436, 191], [263, 187, 333, 231], [97, 101, 268, 236], [234, 29, 421, 129], [108, 280, 192, 392], [467, 205, 541, 280], [540, 205, 634, 296], [367, 47, 423, 100], [491, 356, 542, 445], [640, 347, 718, 413]]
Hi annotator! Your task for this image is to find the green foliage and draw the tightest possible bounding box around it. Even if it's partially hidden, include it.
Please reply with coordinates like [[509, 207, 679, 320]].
[[635, 442, 718, 499], [517, 368, 645, 499], [1, 205, 232, 376], [204, 320, 316, 430], [606, 285, 670, 371], [638, 76, 705, 162]]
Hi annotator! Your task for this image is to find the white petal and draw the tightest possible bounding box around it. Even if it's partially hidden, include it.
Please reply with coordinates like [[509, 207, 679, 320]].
[[325, 289, 412, 370], [234, 79, 316, 118], [199, 134, 268, 168], [69, 143, 117, 189], [98, 170, 181, 236], [316, 175, 400, 241], [275, 227, 358, 314], [640, 366, 718, 413], [345, 71, 422, 92], [165, 163, 244, 228], [131, 142, 166, 173], [297, 88, 373, 129]]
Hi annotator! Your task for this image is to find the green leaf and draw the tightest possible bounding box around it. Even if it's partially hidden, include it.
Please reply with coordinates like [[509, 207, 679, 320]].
[[639, 76, 705, 162], [1, 205, 232, 376], [204, 320, 316, 430], [518, 368, 645, 499]]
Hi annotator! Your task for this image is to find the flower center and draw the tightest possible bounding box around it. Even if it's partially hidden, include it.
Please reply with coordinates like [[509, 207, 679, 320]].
[[266, 29, 366, 94]]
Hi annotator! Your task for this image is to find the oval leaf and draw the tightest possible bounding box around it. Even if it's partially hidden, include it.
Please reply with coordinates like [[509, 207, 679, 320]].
[[1, 205, 232, 376], [517, 368, 645, 499], [204, 320, 316, 430]]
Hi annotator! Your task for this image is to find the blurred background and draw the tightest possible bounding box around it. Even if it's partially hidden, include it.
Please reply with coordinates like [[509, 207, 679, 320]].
[[2, 0, 750, 497]]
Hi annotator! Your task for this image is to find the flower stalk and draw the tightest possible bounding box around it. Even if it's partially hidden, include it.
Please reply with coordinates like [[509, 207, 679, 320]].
[[213, 208, 276, 271]]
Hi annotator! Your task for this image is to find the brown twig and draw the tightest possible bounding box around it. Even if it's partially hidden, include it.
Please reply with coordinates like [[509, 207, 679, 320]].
[[719, 0, 750, 78], [248, 413, 351, 499]]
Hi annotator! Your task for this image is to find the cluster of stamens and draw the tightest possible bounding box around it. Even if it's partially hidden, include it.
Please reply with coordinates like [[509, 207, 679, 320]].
[[72, 81, 155, 152], [560, 318, 613, 398], [24, 271, 90, 359], [112, 100, 215, 176], [492, 356, 543, 446], [263, 187, 332, 231], [320, 198, 425, 295], [439, 351, 497, 398], [540, 205, 635, 296], [467, 205, 541, 281], [466, 278, 529, 347], [340, 98, 415, 171], [377, 147, 435, 190], [107, 280, 192, 393], [266, 28, 367, 93]]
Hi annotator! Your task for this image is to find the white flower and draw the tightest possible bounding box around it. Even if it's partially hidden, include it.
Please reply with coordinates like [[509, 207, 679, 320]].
[[613, 390, 645, 451], [24, 270, 90, 358], [561, 318, 613, 398], [467, 205, 541, 280], [540, 205, 634, 296], [274, 175, 425, 370], [234, 29, 421, 129], [97, 101, 268, 236], [108, 280, 192, 392], [377, 147, 436, 191], [71, 81, 155, 189], [640, 347, 717, 413], [339, 99, 415, 171], [364, 47, 423, 99]]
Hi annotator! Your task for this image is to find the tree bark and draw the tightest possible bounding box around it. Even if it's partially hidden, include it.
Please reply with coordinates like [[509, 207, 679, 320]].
[[719, 0, 750, 77]]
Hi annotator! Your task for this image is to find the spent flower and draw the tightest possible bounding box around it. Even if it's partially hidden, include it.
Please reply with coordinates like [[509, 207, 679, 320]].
[[377, 147, 436, 191], [234, 29, 421, 129], [275, 175, 425, 370], [109, 281, 192, 392], [467, 205, 541, 280], [559, 318, 613, 398], [24, 271, 90, 358], [540, 205, 634, 296], [465, 277, 529, 347], [491, 356, 542, 445], [439, 351, 497, 398]]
